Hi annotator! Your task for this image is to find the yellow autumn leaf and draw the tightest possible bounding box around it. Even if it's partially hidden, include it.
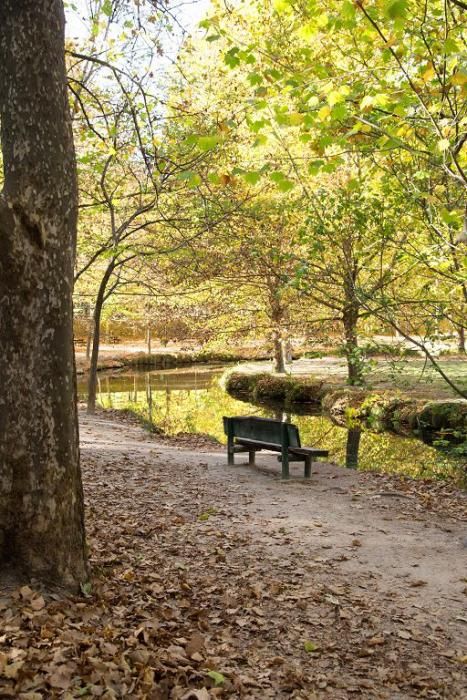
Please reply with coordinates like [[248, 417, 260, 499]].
[[422, 65, 435, 82], [318, 105, 331, 120], [451, 72, 467, 86]]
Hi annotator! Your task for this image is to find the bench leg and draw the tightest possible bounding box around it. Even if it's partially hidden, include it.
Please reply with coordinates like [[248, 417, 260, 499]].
[[227, 437, 235, 465], [304, 456, 312, 479], [249, 450, 255, 466], [227, 419, 235, 465], [281, 449, 289, 479]]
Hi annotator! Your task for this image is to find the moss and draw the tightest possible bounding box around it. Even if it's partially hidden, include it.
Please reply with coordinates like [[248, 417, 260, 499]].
[[418, 401, 467, 445], [225, 372, 259, 396], [383, 399, 422, 435], [253, 374, 289, 402], [322, 388, 366, 413], [286, 380, 325, 404], [418, 401, 467, 429]]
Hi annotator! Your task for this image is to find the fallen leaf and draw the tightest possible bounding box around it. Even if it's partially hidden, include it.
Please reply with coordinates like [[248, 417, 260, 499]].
[[30, 596, 46, 611], [207, 670, 225, 686], [397, 630, 412, 640]]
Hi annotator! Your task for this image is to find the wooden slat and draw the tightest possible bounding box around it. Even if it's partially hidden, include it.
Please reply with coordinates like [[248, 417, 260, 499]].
[[289, 446, 329, 457], [235, 437, 328, 458]]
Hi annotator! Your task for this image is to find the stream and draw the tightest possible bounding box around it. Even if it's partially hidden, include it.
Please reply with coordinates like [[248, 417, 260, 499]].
[[77, 365, 465, 485]]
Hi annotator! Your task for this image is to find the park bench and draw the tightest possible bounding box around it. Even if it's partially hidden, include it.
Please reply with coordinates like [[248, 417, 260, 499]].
[[223, 415, 329, 479]]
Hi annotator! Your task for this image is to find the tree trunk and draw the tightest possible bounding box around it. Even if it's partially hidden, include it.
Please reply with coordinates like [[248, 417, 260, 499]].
[[87, 264, 113, 414], [146, 323, 152, 355], [272, 331, 286, 374], [456, 325, 466, 354], [270, 288, 287, 374], [0, 0, 88, 587], [345, 428, 361, 469], [342, 302, 362, 385], [85, 305, 93, 362]]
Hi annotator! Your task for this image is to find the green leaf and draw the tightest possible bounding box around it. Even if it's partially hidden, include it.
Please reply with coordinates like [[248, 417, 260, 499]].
[[270, 171, 286, 184], [80, 581, 93, 598], [440, 208, 459, 225], [225, 47, 240, 68], [197, 135, 220, 151], [385, 0, 408, 19], [247, 72, 263, 86], [242, 171, 261, 185], [304, 641, 319, 653], [207, 671, 226, 686], [277, 178, 294, 192], [178, 171, 202, 187], [308, 159, 324, 176], [253, 134, 268, 147], [102, 0, 112, 17], [331, 103, 347, 120]]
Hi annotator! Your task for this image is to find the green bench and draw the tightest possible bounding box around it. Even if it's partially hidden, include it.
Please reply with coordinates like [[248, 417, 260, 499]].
[[223, 415, 329, 479]]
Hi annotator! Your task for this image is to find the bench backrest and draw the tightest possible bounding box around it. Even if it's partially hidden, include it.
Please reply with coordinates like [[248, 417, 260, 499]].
[[223, 415, 301, 447]]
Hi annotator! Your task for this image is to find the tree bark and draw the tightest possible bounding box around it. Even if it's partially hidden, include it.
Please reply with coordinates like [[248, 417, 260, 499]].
[[0, 0, 88, 587], [272, 331, 287, 374], [345, 428, 361, 469], [87, 263, 114, 414], [146, 323, 152, 355], [342, 288, 362, 385], [85, 304, 93, 362], [270, 287, 287, 374], [456, 325, 466, 354]]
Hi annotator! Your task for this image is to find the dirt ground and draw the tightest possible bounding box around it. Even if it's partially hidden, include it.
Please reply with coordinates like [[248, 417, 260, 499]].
[[1, 412, 466, 699]]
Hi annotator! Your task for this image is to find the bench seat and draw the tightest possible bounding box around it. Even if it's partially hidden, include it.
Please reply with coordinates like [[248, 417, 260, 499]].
[[223, 415, 329, 479]]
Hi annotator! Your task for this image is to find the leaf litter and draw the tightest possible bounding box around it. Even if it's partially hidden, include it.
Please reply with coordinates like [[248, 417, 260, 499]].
[[0, 411, 466, 698]]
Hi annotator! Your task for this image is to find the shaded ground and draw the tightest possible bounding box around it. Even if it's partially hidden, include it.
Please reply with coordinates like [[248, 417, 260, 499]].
[[1, 412, 466, 698]]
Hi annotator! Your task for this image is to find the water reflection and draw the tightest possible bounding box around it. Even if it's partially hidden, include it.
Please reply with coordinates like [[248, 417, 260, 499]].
[[76, 368, 464, 485]]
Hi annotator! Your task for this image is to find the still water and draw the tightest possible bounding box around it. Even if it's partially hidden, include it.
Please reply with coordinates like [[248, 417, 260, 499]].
[[77, 366, 464, 485]]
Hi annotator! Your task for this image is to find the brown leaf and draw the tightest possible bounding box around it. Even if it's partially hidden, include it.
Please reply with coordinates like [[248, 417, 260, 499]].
[[181, 689, 210, 700], [30, 596, 46, 611], [3, 660, 24, 679], [186, 632, 205, 658], [397, 630, 412, 640], [47, 662, 77, 689]]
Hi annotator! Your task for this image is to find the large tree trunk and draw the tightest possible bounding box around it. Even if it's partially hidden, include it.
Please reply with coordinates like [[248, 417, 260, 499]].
[[0, 0, 88, 587]]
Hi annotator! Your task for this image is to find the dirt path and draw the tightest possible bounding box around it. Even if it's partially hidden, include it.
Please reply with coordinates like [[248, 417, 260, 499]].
[[81, 414, 466, 698], [1, 412, 466, 699]]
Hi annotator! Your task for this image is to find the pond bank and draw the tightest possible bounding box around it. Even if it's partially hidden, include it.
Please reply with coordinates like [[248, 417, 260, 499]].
[[225, 371, 467, 450], [75, 349, 278, 375]]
